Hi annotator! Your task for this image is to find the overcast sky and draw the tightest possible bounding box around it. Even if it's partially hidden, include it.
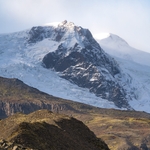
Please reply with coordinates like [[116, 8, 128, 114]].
[[0, 0, 150, 53]]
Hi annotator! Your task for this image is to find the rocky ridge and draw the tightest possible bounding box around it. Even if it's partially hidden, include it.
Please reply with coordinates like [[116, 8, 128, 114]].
[[38, 21, 133, 109], [0, 110, 109, 150], [0, 20, 136, 110]]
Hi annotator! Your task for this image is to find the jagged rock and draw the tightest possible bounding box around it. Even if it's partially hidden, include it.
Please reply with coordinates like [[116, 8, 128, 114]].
[[41, 21, 132, 109]]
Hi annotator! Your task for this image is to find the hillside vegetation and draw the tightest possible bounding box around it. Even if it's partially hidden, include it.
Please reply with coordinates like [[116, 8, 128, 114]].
[[0, 110, 109, 150], [0, 76, 150, 149]]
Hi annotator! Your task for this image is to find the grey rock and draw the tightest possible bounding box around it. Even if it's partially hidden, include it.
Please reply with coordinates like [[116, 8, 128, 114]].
[[41, 21, 132, 109]]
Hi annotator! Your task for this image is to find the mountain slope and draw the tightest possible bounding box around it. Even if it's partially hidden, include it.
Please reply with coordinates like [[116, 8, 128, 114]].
[[0, 27, 118, 110], [95, 33, 150, 112], [0, 76, 102, 118], [0, 21, 149, 111], [31, 21, 133, 109], [0, 21, 134, 110], [0, 109, 109, 150], [1, 76, 150, 149], [95, 33, 150, 66]]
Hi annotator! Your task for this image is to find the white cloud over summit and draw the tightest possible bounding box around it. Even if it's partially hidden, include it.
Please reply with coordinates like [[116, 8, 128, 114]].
[[0, 0, 150, 52]]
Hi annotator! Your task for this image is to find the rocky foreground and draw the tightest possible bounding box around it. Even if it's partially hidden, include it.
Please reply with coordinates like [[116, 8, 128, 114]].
[[0, 110, 109, 150], [1, 77, 150, 149]]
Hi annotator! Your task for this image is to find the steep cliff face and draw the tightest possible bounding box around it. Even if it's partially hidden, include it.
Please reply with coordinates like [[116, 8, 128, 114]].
[[39, 21, 132, 109], [0, 76, 83, 118], [0, 101, 70, 118]]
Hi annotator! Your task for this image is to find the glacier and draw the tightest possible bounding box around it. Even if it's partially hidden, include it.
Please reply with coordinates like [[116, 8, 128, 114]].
[[95, 33, 150, 112], [0, 22, 150, 112], [0, 25, 118, 110]]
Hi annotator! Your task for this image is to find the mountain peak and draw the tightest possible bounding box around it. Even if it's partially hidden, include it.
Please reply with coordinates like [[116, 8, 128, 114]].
[[58, 20, 77, 31], [58, 20, 75, 27], [44, 20, 76, 29], [28, 20, 98, 50], [109, 33, 129, 46], [41, 23, 132, 109], [0, 21, 134, 110]]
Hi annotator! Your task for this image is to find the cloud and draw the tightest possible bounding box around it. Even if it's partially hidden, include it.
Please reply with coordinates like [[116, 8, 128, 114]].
[[0, 0, 149, 52]]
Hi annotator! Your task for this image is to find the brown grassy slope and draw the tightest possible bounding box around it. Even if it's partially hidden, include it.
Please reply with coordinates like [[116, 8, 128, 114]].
[[1, 76, 150, 149], [73, 112, 150, 150], [0, 110, 109, 150], [0, 76, 91, 117]]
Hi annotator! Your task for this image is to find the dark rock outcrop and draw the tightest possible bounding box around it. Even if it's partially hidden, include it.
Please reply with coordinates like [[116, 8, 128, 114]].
[[28, 20, 70, 43], [40, 21, 131, 109]]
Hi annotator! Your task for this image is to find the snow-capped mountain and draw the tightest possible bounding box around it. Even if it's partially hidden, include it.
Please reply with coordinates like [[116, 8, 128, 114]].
[[94, 33, 150, 66], [0, 20, 149, 112], [95, 33, 150, 112], [0, 27, 117, 109], [29, 21, 134, 109]]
